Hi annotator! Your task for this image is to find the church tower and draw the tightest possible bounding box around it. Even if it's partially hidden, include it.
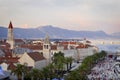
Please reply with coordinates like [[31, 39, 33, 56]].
[[43, 33, 51, 64], [7, 21, 14, 49]]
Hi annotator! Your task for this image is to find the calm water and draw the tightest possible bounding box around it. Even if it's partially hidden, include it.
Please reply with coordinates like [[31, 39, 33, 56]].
[[96, 44, 120, 53]]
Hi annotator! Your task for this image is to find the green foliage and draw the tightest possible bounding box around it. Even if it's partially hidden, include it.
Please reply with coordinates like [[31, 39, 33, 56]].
[[30, 68, 41, 80], [65, 51, 107, 80], [11, 64, 27, 80], [11, 51, 107, 80]]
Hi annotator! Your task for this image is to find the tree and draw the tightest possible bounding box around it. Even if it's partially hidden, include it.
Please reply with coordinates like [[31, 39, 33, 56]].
[[46, 63, 57, 79], [55, 55, 65, 77], [52, 51, 65, 77], [53, 52, 64, 64], [65, 70, 83, 80], [65, 51, 107, 79], [11, 64, 27, 80], [68, 57, 73, 69], [30, 68, 41, 80], [64, 57, 69, 71], [41, 66, 50, 79], [24, 72, 31, 80]]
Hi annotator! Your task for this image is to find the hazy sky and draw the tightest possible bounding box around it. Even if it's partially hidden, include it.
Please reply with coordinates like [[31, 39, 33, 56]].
[[0, 0, 120, 34]]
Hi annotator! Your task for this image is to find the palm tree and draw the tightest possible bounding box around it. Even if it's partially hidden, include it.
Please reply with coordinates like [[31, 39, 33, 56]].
[[30, 68, 42, 80], [41, 66, 50, 79], [55, 56, 65, 77], [79, 63, 89, 74], [64, 57, 69, 71], [53, 52, 64, 64], [46, 63, 56, 79], [65, 70, 82, 80], [65, 51, 107, 80], [52, 51, 65, 78], [100, 50, 107, 58], [68, 57, 73, 69], [11, 64, 27, 80], [24, 72, 31, 80]]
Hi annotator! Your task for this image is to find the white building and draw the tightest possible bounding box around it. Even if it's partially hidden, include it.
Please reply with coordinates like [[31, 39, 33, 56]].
[[77, 47, 96, 60], [0, 62, 8, 71], [19, 52, 46, 69]]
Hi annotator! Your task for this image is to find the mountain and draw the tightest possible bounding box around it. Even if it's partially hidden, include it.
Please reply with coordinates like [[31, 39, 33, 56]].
[[0, 27, 7, 39], [38, 25, 110, 39], [0, 25, 119, 39], [111, 32, 120, 38], [0, 26, 45, 39], [14, 28, 45, 39]]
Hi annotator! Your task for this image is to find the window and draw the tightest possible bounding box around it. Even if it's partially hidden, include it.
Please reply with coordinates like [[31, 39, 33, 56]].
[[47, 45, 48, 49]]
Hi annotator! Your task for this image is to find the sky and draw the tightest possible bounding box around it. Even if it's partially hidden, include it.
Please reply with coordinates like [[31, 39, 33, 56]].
[[0, 0, 120, 34]]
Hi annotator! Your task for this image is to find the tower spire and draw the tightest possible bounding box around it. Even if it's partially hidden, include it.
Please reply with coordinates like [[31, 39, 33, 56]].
[[8, 21, 13, 29], [44, 33, 50, 44], [7, 21, 14, 49]]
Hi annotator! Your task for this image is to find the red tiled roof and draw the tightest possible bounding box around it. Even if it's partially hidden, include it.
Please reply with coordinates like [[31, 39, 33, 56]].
[[76, 44, 85, 49], [14, 39, 24, 43], [0, 40, 6, 43], [60, 42, 68, 45], [0, 42, 10, 49], [0, 46, 10, 50], [64, 45, 68, 50], [27, 52, 45, 61], [7, 63, 16, 70], [0, 57, 19, 64], [2, 49, 12, 57], [51, 45, 57, 50], [8, 21, 13, 29], [20, 44, 43, 50], [69, 42, 76, 44], [60, 41, 76, 45]]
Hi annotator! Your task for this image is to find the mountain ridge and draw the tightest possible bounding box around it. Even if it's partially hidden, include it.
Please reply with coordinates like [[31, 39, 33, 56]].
[[0, 26, 119, 39]]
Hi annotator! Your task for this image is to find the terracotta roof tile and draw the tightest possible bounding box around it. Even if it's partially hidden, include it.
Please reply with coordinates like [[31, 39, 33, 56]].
[[64, 45, 68, 50], [27, 52, 45, 61], [7, 63, 16, 70], [6, 57, 19, 63], [51, 45, 57, 50], [0, 57, 19, 64], [0, 42, 10, 49], [69, 41, 76, 44], [20, 44, 43, 50], [15, 39, 24, 43], [60, 41, 76, 45], [76, 44, 85, 49], [1, 49, 12, 57], [60, 42, 68, 45]]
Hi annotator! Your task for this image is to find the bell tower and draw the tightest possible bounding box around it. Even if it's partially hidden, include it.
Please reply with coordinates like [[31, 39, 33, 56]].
[[6, 21, 14, 49], [43, 33, 51, 64]]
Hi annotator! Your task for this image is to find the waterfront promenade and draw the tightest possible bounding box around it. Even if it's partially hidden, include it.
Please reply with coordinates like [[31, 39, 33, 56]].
[[87, 56, 120, 80]]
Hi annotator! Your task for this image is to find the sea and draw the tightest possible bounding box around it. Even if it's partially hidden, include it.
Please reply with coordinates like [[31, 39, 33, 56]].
[[96, 44, 120, 53]]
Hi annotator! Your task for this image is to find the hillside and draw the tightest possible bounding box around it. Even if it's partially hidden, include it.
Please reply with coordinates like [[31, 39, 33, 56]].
[[0, 25, 119, 39]]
